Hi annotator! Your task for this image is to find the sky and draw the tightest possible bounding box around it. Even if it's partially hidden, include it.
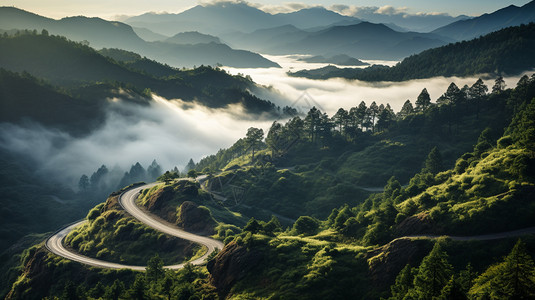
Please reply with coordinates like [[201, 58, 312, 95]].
[[0, 0, 531, 19]]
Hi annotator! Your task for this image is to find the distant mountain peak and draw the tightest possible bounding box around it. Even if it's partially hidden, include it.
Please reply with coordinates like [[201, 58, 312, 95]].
[[433, 1, 535, 40]]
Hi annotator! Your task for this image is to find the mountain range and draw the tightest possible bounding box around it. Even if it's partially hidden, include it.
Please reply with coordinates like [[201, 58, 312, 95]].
[[226, 21, 453, 60], [289, 22, 535, 81], [0, 32, 279, 128], [125, 2, 358, 36], [0, 7, 279, 68], [3, 1, 534, 65], [349, 7, 470, 32], [433, 0, 535, 41]]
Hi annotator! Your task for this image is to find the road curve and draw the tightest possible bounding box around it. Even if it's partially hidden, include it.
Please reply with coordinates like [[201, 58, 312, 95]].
[[46, 182, 224, 270], [389, 226, 535, 244]]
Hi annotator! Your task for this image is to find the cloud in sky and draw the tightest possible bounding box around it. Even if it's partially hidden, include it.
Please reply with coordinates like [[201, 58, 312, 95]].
[[2, 0, 531, 20]]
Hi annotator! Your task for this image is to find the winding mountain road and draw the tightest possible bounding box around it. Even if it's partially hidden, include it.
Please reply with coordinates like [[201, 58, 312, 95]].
[[392, 226, 535, 243], [46, 183, 224, 271]]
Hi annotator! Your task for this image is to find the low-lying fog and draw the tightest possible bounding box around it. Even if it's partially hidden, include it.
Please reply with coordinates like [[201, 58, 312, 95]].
[[0, 97, 273, 186], [0, 54, 529, 188], [227, 54, 527, 113]]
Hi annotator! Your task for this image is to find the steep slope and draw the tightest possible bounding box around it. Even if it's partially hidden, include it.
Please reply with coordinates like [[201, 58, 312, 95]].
[[0, 6, 145, 50], [0, 69, 104, 134], [433, 0, 535, 41]]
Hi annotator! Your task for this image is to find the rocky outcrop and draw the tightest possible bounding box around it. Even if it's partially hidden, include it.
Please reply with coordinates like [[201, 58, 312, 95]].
[[6, 247, 53, 299], [367, 238, 430, 290], [143, 186, 178, 222], [395, 212, 433, 236], [207, 241, 264, 298], [176, 201, 216, 235], [142, 180, 201, 223]]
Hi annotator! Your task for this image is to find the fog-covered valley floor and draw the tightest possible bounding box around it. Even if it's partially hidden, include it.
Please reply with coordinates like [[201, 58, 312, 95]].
[[0, 54, 528, 188]]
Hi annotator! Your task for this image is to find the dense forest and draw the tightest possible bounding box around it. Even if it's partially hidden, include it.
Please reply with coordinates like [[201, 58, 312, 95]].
[[5, 71, 535, 299], [289, 23, 535, 81]]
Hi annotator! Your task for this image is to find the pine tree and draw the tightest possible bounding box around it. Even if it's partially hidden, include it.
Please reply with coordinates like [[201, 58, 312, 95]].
[[243, 217, 262, 234], [470, 240, 535, 299], [422, 146, 443, 175], [185, 158, 196, 172], [146, 255, 165, 284], [245, 127, 264, 163], [398, 99, 415, 119], [439, 275, 467, 300], [368, 101, 380, 132], [413, 243, 453, 298], [333, 107, 349, 134], [104, 279, 125, 300], [129, 275, 148, 300], [389, 264, 415, 299], [499, 240, 535, 299], [492, 76, 506, 94], [415, 88, 431, 112]]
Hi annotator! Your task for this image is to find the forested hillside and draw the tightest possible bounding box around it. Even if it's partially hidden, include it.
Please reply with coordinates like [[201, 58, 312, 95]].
[[5, 70, 535, 299], [0, 31, 277, 114], [290, 23, 535, 81]]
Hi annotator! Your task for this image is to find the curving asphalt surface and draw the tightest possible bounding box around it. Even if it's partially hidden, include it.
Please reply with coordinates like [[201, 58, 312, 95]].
[[392, 226, 535, 243], [46, 182, 224, 271]]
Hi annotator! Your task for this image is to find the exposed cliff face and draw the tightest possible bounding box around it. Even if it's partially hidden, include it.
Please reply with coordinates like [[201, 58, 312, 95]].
[[6, 247, 51, 300], [207, 241, 264, 298], [395, 212, 434, 237], [140, 180, 202, 223], [143, 185, 179, 222], [367, 238, 431, 290]]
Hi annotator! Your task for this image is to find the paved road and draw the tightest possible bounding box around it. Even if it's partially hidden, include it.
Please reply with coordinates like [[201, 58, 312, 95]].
[[390, 226, 535, 244], [46, 183, 224, 270]]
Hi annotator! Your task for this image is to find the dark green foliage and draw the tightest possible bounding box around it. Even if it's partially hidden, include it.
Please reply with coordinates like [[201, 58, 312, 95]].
[[439, 275, 467, 300], [388, 264, 415, 299], [506, 97, 535, 151], [469, 240, 535, 299], [104, 279, 126, 300], [245, 127, 264, 163], [157, 171, 180, 183], [64, 196, 198, 265], [423, 146, 444, 175], [0, 33, 277, 115], [243, 218, 262, 234], [262, 216, 282, 235], [416, 88, 432, 112], [0, 68, 104, 135], [129, 274, 148, 300], [390, 243, 453, 299], [146, 255, 165, 283], [293, 216, 320, 235]]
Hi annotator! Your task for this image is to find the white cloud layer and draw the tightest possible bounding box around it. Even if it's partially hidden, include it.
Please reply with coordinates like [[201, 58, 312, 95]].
[[0, 97, 273, 186]]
